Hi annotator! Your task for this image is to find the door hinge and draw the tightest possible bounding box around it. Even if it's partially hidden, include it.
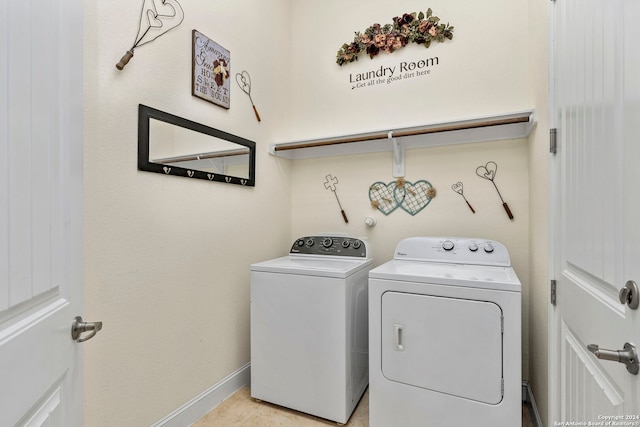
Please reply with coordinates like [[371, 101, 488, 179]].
[[551, 279, 557, 305], [550, 128, 558, 154]]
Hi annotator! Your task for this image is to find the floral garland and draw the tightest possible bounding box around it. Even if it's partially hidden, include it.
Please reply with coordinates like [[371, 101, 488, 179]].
[[336, 8, 454, 66]]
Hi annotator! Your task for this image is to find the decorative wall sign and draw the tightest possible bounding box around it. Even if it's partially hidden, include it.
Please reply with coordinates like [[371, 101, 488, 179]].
[[336, 8, 454, 66], [369, 178, 436, 216], [192, 30, 231, 109], [116, 0, 184, 70], [475, 161, 514, 220]]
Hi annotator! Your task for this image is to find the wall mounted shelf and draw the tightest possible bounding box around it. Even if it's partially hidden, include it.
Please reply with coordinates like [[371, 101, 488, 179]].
[[269, 110, 536, 160]]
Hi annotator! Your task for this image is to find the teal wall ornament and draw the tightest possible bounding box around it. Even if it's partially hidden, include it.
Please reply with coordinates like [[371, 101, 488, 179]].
[[369, 178, 436, 216]]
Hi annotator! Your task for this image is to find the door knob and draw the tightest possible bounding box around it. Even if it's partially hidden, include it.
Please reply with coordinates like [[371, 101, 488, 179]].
[[71, 316, 103, 343], [619, 280, 639, 309], [587, 342, 638, 375]]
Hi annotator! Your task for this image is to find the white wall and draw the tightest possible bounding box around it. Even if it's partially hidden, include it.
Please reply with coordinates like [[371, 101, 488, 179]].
[[289, 0, 531, 139], [83, 1, 293, 425], [288, 0, 534, 381]]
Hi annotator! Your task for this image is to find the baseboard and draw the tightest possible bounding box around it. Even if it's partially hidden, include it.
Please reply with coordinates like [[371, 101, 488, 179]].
[[151, 362, 251, 427], [522, 380, 544, 427]]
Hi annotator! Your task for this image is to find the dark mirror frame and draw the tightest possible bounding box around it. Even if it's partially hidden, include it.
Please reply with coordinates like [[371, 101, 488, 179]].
[[138, 104, 256, 187]]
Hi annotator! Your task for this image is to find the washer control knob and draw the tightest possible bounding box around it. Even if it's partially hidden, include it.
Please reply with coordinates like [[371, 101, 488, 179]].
[[341, 240, 350, 248], [322, 238, 333, 248], [484, 243, 495, 253], [352, 240, 362, 249], [468, 242, 479, 252], [306, 239, 314, 247], [296, 239, 305, 247], [442, 240, 455, 251]]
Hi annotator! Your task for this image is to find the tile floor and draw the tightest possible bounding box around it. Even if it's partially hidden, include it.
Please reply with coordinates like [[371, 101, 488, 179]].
[[192, 387, 537, 426]]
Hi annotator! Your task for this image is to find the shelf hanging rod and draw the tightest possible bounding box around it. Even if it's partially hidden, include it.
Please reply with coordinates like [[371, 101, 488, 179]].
[[273, 114, 531, 152]]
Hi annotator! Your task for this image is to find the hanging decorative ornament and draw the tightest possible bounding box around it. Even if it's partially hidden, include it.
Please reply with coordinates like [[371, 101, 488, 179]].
[[236, 71, 261, 122], [369, 178, 435, 216], [324, 174, 348, 223], [451, 182, 476, 213], [116, 0, 184, 70], [336, 8, 454, 66], [475, 161, 514, 220]]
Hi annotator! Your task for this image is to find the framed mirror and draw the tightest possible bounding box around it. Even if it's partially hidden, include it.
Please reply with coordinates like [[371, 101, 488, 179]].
[[138, 104, 256, 186]]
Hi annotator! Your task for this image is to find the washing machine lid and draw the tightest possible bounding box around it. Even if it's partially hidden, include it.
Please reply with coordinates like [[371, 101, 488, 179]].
[[369, 260, 521, 292], [251, 256, 374, 279]]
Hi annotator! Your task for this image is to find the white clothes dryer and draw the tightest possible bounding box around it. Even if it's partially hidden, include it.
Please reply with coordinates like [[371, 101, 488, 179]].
[[368, 237, 521, 427], [251, 236, 373, 424]]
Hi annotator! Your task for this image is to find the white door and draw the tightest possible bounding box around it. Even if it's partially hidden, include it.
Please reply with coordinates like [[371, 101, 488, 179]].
[[0, 1, 86, 426], [551, 0, 640, 424]]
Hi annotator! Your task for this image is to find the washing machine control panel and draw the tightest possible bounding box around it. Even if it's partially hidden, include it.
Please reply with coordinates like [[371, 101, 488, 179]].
[[290, 236, 368, 258], [395, 237, 511, 266]]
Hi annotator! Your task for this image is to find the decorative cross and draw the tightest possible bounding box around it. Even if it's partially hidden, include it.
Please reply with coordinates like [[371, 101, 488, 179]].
[[324, 174, 339, 191]]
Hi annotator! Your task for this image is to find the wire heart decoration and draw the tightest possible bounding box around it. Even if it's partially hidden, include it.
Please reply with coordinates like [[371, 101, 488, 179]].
[[475, 161, 514, 220], [451, 181, 475, 213], [235, 70, 261, 122], [369, 179, 435, 216], [116, 0, 184, 70], [451, 181, 464, 195], [476, 161, 498, 182]]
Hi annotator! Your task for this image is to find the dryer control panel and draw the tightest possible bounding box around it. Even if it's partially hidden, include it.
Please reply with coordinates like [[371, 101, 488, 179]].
[[393, 236, 511, 267], [290, 236, 368, 258]]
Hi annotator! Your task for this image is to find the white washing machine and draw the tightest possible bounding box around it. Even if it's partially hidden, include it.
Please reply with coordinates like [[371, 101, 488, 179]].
[[368, 237, 521, 427], [250, 235, 373, 424]]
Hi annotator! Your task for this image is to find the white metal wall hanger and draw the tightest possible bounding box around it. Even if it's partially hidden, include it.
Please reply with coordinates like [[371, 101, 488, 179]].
[[390, 131, 404, 178]]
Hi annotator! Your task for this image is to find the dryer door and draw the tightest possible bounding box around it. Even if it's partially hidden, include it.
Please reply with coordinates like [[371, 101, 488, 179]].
[[381, 291, 503, 404]]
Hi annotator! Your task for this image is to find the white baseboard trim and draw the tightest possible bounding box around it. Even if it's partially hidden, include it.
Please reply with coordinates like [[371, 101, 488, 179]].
[[151, 362, 251, 427], [522, 380, 543, 427]]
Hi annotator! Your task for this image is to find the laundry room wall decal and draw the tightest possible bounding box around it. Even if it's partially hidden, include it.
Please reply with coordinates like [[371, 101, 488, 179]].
[[348, 57, 440, 90]]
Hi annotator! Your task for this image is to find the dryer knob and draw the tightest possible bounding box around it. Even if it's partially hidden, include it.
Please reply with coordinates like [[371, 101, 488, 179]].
[[468, 242, 479, 252], [442, 240, 455, 251], [484, 243, 495, 253], [306, 239, 315, 247], [322, 238, 333, 248], [352, 240, 362, 249]]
